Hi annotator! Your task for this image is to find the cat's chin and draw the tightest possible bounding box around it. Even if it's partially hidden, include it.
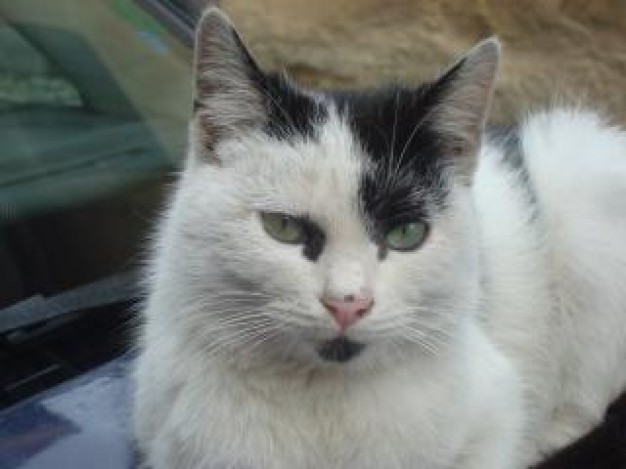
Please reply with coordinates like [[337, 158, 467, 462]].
[[317, 337, 366, 363]]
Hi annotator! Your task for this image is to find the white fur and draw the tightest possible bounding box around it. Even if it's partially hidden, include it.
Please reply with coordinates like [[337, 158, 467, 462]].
[[476, 109, 626, 462], [134, 108, 626, 468]]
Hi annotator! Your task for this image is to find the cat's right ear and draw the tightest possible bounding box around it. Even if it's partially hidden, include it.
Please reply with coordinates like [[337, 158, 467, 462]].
[[191, 8, 266, 162]]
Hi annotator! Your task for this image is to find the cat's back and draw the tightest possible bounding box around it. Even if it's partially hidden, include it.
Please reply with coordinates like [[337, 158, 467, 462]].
[[475, 108, 626, 456], [519, 109, 626, 222], [477, 108, 626, 328], [518, 107, 626, 400], [500, 108, 626, 342], [480, 109, 626, 278]]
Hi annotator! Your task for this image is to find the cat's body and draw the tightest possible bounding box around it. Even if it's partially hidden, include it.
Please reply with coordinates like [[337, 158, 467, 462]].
[[477, 111, 626, 460], [134, 8, 626, 469]]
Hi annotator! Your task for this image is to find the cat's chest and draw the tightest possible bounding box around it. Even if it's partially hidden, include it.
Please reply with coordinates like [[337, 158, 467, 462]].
[[196, 367, 469, 469]]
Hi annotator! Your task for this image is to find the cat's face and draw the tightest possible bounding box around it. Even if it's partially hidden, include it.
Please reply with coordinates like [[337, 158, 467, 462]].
[[165, 9, 499, 370]]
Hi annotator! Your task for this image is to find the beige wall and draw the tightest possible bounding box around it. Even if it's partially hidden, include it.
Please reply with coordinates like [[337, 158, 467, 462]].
[[220, 0, 626, 123]]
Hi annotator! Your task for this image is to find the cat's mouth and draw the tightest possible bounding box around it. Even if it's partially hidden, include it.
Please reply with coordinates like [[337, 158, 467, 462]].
[[317, 337, 365, 363]]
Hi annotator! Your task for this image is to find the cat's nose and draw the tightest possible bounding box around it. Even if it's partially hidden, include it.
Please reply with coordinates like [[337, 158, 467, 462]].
[[320, 294, 373, 331]]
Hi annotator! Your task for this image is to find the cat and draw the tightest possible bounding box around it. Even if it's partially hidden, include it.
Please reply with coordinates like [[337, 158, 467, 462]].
[[537, 391, 626, 468], [134, 7, 626, 469]]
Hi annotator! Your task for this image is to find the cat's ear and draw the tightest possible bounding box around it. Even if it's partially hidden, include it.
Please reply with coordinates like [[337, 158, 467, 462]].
[[192, 8, 266, 161], [428, 38, 500, 183]]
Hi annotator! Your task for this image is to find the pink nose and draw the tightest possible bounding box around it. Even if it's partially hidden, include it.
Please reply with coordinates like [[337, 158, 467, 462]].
[[320, 295, 373, 331]]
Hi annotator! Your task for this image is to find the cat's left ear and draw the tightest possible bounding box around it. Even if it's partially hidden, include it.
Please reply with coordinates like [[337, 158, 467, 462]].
[[428, 38, 500, 183], [191, 8, 266, 162]]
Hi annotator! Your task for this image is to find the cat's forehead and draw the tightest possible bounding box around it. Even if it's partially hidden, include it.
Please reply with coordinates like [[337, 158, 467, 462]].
[[231, 87, 449, 237], [239, 108, 365, 228], [268, 87, 445, 211]]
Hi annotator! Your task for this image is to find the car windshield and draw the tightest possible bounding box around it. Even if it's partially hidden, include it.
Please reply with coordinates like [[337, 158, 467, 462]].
[[0, 0, 193, 406]]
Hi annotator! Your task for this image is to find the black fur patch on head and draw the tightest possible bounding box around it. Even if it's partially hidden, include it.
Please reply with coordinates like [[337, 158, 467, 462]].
[[330, 86, 451, 243], [258, 74, 329, 141]]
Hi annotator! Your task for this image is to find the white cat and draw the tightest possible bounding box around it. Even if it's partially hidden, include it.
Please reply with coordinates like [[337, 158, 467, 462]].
[[134, 8, 626, 469]]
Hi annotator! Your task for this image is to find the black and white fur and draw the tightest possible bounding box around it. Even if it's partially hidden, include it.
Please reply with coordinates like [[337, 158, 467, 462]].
[[134, 8, 626, 469]]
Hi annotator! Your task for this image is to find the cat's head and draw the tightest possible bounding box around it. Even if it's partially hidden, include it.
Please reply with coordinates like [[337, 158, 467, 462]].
[[163, 8, 499, 371]]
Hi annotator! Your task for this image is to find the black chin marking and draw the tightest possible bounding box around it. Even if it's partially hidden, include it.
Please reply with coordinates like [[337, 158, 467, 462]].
[[318, 337, 365, 363]]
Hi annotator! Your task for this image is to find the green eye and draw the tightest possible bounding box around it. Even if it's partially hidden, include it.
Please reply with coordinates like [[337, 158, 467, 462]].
[[384, 222, 428, 251], [261, 212, 305, 244]]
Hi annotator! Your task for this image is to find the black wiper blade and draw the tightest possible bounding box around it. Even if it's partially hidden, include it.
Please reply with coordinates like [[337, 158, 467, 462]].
[[0, 272, 138, 334]]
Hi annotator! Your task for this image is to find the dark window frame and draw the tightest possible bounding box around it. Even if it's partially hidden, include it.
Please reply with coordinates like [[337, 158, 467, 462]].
[[134, 0, 215, 47]]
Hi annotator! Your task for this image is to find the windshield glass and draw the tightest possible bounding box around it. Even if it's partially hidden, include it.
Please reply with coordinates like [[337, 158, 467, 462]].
[[0, 0, 192, 404]]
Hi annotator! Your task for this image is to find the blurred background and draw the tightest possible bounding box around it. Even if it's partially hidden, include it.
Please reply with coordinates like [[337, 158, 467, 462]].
[[0, 0, 624, 415]]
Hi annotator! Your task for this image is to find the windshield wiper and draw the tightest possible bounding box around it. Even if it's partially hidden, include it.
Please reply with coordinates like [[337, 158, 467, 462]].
[[0, 272, 138, 334]]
